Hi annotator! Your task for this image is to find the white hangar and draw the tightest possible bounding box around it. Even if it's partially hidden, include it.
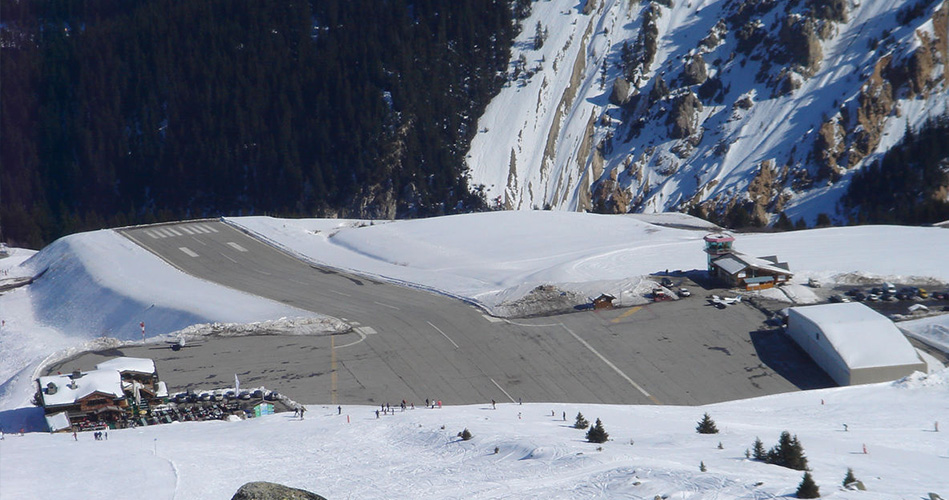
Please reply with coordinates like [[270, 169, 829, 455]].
[[786, 302, 926, 386]]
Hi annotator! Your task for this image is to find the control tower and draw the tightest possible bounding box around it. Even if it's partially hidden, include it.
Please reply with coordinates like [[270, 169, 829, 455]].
[[703, 233, 735, 272]]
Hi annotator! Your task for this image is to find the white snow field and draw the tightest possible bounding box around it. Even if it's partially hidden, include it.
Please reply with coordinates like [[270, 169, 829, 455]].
[[1, 212, 948, 499], [1, 371, 948, 499]]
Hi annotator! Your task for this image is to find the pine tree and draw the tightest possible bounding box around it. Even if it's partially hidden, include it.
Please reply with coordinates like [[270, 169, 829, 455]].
[[767, 431, 809, 471], [696, 413, 719, 434], [458, 428, 472, 441], [796, 471, 820, 498], [752, 437, 766, 461], [842, 468, 857, 487], [533, 21, 546, 50], [775, 211, 793, 231], [574, 412, 589, 429], [586, 418, 609, 443]]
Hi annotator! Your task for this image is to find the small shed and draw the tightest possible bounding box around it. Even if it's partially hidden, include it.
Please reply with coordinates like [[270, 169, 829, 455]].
[[592, 293, 616, 310], [786, 303, 926, 386]]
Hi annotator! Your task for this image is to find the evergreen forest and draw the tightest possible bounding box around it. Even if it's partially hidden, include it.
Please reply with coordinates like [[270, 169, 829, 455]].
[[842, 114, 949, 225], [1, 0, 519, 247]]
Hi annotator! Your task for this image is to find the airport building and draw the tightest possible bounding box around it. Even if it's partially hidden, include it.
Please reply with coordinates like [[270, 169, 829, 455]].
[[785, 303, 927, 386]]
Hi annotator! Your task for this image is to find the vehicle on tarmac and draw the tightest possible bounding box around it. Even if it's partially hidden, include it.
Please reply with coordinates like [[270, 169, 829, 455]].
[[678, 288, 691, 298]]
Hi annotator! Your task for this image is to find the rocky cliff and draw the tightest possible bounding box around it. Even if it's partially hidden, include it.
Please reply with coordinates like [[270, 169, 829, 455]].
[[467, 0, 949, 226]]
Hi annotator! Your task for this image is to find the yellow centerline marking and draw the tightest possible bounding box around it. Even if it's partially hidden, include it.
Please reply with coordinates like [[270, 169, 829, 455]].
[[611, 306, 642, 323]]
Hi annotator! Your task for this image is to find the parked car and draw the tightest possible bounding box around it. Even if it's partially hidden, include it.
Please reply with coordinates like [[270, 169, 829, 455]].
[[867, 293, 881, 302], [808, 278, 821, 288], [853, 292, 867, 301], [845, 288, 860, 297], [678, 287, 691, 298], [829, 294, 850, 303], [918, 288, 929, 299], [870, 287, 883, 295], [883, 282, 897, 294], [660, 277, 673, 287]]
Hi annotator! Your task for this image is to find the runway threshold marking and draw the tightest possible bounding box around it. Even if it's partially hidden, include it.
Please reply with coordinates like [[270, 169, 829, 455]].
[[490, 378, 516, 403], [559, 322, 662, 405], [221, 253, 237, 264], [227, 242, 248, 252], [178, 226, 195, 235], [179, 247, 199, 257], [427, 321, 459, 349], [145, 230, 159, 239], [611, 306, 643, 323]]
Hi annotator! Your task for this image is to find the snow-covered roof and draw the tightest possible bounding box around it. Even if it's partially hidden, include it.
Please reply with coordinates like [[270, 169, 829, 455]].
[[37, 370, 124, 408], [713, 252, 792, 276], [789, 303, 922, 370], [95, 357, 156, 375]]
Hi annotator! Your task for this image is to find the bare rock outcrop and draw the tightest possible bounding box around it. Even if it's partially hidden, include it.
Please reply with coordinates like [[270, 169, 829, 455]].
[[232, 482, 327, 500], [667, 91, 703, 139], [681, 54, 708, 86], [609, 77, 632, 106]]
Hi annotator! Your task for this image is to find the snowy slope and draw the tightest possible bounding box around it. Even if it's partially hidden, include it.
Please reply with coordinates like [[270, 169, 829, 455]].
[[467, 0, 949, 224], [1, 370, 947, 499]]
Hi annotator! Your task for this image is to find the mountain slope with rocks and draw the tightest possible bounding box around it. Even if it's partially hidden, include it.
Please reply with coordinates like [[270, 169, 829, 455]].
[[467, 0, 949, 225]]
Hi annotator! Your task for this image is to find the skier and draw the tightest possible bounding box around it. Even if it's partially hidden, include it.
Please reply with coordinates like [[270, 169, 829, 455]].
[[338, 405, 342, 415], [491, 399, 496, 409]]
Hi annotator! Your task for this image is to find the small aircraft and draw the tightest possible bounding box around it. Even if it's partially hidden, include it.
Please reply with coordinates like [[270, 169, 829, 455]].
[[163, 336, 202, 351], [707, 295, 742, 308]]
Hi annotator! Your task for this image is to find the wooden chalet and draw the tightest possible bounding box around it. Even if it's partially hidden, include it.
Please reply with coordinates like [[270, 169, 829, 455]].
[[36, 357, 168, 431]]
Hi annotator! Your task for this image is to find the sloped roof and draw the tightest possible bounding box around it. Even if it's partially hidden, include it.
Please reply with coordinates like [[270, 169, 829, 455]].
[[712, 252, 792, 276], [95, 357, 156, 375], [38, 370, 124, 408], [789, 303, 922, 370]]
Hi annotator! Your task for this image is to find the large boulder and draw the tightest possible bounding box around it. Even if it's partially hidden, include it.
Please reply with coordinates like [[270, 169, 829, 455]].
[[609, 77, 632, 106], [231, 482, 327, 500]]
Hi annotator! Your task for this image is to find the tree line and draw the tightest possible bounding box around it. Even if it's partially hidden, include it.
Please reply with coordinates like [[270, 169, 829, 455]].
[[1, 0, 518, 248]]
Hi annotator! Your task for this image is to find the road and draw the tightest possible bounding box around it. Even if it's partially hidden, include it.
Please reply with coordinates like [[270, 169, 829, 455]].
[[48, 220, 830, 407]]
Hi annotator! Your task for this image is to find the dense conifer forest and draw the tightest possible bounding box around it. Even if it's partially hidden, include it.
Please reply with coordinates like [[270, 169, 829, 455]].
[[1, 0, 518, 247], [842, 115, 949, 225]]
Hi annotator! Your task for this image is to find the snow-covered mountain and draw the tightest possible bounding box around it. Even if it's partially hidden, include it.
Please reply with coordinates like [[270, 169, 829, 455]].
[[467, 0, 948, 224]]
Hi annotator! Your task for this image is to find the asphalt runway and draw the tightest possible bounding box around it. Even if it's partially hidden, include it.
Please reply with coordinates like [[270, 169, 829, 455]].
[[46, 220, 832, 406]]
